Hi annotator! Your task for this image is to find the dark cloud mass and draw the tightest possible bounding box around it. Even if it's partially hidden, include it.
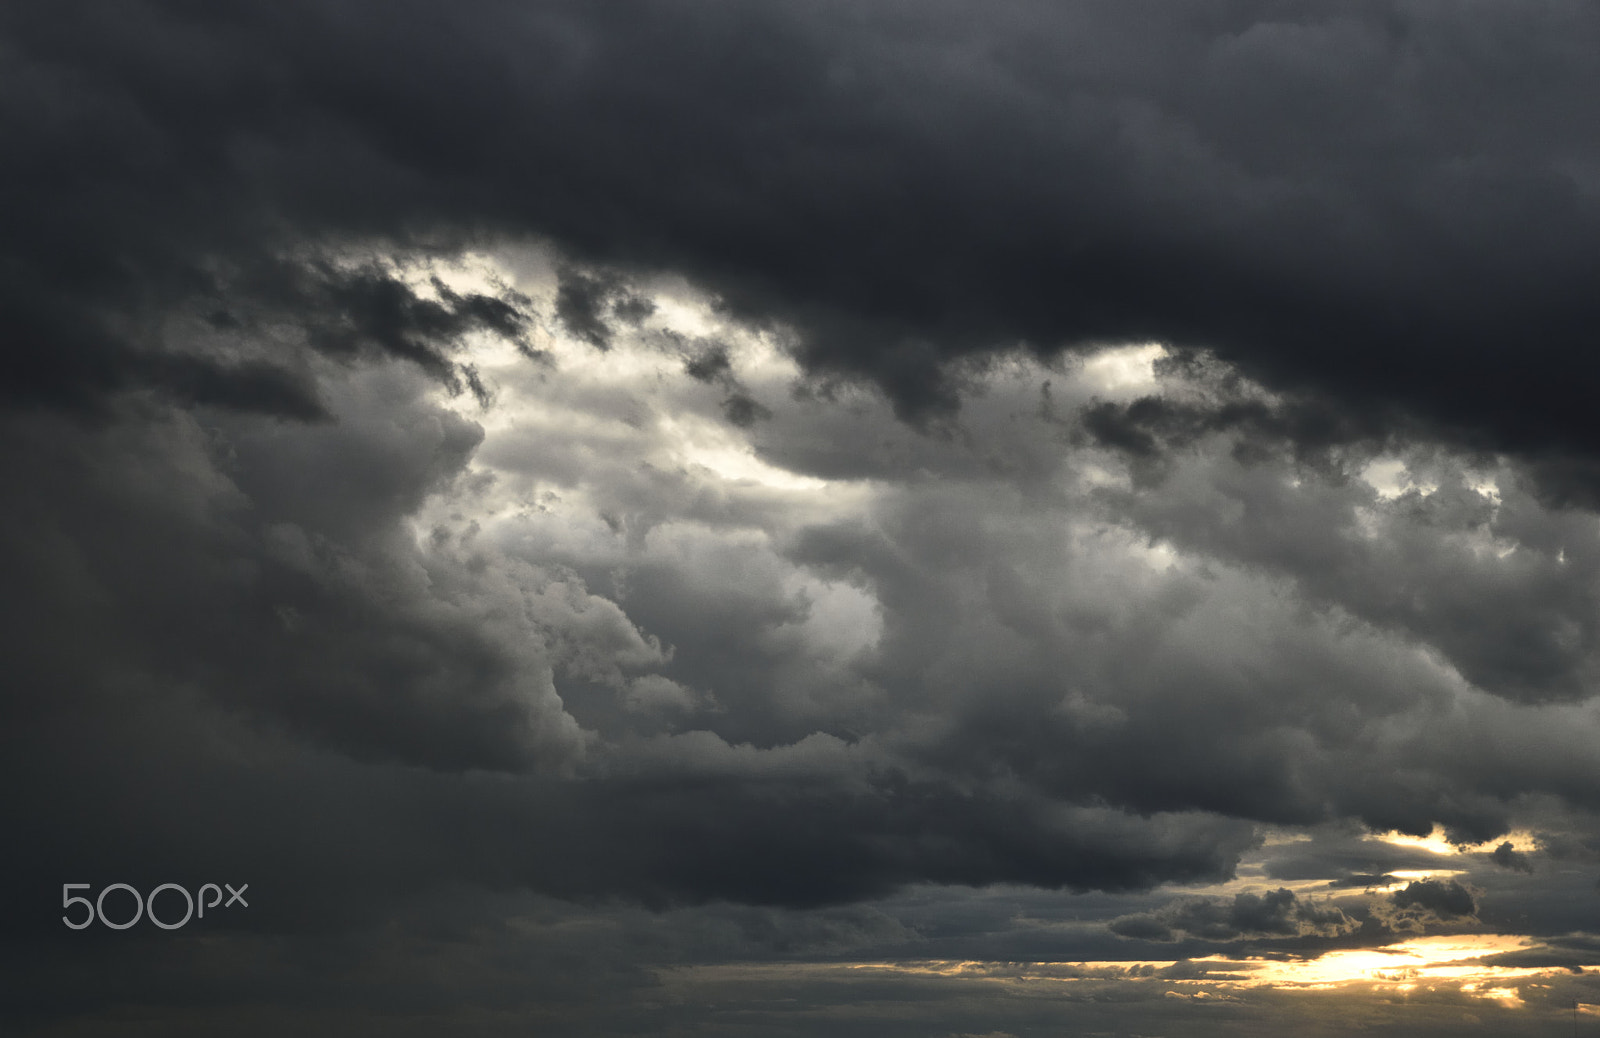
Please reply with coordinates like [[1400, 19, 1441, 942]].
[[1492, 840, 1536, 873], [1109, 887, 1357, 943], [9, 0, 1600, 444], [1392, 878, 1478, 919], [8, 2, 1600, 1035]]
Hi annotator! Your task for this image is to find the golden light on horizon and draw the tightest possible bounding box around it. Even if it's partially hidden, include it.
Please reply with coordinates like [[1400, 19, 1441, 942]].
[[748, 932, 1593, 1011]]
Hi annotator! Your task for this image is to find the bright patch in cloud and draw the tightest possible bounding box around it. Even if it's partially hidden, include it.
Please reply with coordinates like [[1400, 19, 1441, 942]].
[[1081, 342, 1167, 392]]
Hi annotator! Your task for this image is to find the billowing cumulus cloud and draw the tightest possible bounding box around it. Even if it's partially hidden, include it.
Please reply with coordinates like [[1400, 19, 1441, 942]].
[[9, 3, 1600, 1035], [10, 253, 1600, 1031]]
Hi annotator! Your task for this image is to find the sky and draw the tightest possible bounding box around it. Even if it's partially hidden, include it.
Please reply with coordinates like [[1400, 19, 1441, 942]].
[[6, 2, 1600, 1035]]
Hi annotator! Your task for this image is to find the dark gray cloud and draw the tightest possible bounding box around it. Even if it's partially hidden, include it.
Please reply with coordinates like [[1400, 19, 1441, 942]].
[[11, 314, 1600, 1030], [8, 0, 1600, 456], [1109, 887, 1356, 943], [1326, 873, 1401, 889], [9, 2, 1600, 1033], [554, 267, 654, 350], [1391, 878, 1477, 919], [1492, 841, 1535, 873], [0, 345, 1269, 941], [1082, 372, 1600, 708]]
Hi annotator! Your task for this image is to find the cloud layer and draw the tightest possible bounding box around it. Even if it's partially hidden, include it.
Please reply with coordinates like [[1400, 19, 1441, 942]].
[[9, 4, 1600, 1034]]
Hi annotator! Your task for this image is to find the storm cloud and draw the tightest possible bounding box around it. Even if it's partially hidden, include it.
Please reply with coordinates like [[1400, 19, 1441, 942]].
[[9, 2, 1600, 1035]]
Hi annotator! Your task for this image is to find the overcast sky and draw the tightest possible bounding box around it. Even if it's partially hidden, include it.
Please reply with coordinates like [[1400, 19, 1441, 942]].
[[8, 3, 1600, 1036]]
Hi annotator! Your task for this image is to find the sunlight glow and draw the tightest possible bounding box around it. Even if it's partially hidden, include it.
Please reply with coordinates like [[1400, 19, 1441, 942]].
[[1374, 827, 1463, 856], [803, 933, 1592, 1011], [1374, 826, 1540, 856]]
